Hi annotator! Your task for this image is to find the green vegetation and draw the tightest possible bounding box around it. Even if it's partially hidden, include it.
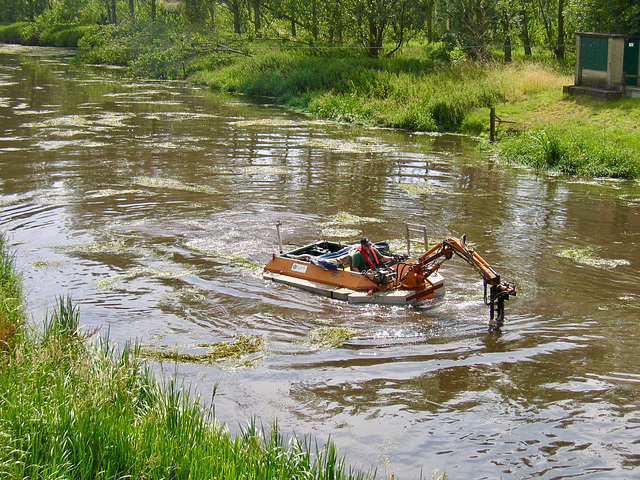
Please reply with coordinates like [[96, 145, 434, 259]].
[[0, 233, 374, 480], [307, 327, 363, 349], [0, 234, 23, 353], [493, 127, 640, 178], [0, 21, 91, 47], [140, 334, 265, 364]]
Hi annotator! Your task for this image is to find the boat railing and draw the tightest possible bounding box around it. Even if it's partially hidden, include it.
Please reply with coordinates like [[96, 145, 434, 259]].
[[405, 223, 428, 256]]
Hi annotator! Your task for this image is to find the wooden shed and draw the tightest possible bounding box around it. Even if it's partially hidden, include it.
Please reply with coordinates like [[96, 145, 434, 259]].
[[564, 32, 640, 100]]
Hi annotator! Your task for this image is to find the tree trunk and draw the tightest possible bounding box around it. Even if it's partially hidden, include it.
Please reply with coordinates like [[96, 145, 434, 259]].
[[208, 0, 216, 29], [129, 0, 134, 20], [232, 0, 241, 34], [521, 5, 532, 55], [503, 13, 512, 62], [426, 1, 434, 43], [111, 0, 117, 25], [105, 0, 112, 24], [556, 0, 565, 59], [311, 0, 318, 41], [253, 0, 261, 38], [368, 19, 379, 57], [537, 0, 553, 53], [290, 4, 296, 38]]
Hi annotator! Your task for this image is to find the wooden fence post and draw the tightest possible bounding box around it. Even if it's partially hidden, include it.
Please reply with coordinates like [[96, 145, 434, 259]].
[[490, 107, 496, 143]]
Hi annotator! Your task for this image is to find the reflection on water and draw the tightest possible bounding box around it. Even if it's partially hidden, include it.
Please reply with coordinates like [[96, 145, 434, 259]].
[[2, 44, 640, 479]]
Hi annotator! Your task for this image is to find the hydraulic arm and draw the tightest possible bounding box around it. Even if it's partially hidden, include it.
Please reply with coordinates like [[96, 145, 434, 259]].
[[410, 236, 516, 329]]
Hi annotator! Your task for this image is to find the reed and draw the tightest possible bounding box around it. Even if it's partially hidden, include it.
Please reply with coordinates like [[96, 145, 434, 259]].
[[0, 233, 374, 480]]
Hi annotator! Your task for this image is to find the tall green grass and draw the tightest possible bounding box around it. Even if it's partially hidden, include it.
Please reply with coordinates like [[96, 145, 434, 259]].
[[191, 49, 505, 132], [0, 233, 23, 353], [0, 233, 375, 480], [494, 128, 640, 178]]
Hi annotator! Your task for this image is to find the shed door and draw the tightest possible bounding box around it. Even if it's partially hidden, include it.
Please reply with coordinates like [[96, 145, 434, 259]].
[[624, 38, 639, 87]]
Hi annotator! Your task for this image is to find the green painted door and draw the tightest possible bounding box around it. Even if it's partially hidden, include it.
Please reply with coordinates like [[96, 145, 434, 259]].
[[624, 38, 639, 86]]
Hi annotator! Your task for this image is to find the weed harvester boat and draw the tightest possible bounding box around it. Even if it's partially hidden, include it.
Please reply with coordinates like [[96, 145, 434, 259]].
[[263, 223, 516, 329]]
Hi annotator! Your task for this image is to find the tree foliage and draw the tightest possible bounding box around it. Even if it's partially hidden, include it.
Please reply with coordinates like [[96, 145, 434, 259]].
[[1, 0, 638, 59]]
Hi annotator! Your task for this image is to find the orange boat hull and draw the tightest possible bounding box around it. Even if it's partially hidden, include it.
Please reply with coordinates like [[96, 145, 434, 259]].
[[263, 254, 444, 305]]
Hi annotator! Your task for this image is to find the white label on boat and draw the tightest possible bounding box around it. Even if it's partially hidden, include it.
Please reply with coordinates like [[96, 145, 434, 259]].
[[291, 263, 308, 273]]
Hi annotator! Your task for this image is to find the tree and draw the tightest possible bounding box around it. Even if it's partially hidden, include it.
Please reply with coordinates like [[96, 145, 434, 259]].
[[105, 0, 117, 24], [519, 0, 533, 55], [25, 0, 49, 21], [570, 0, 640, 35], [185, 0, 208, 23], [342, 0, 429, 57], [442, 0, 499, 59], [221, 0, 243, 34], [536, 0, 566, 59]]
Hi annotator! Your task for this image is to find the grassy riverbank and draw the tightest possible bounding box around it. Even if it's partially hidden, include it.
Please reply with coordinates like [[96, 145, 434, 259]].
[[190, 47, 640, 178], [3, 20, 640, 178], [0, 234, 376, 480]]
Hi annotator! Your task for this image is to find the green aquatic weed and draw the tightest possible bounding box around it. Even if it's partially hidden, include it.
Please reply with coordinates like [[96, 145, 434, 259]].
[[557, 246, 630, 269], [141, 334, 264, 364], [306, 326, 362, 349]]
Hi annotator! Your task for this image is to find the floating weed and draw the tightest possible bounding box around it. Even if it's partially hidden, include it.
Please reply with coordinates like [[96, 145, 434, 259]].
[[93, 112, 133, 127], [30, 260, 61, 269], [140, 334, 265, 364], [46, 128, 84, 137], [598, 293, 640, 311], [619, 194, 640, 207], [238, 165, 292, 176], [321, 227, 361, 239], [396, 182, 431, 196], [306, 326, 363, 349], [35, 139, 108, 150], [85, 188, 146, 199], [58, 235, 133, 255], [557, 246, 630, 269], [97, 266, 201, 290], [184, 240, 261, 269], [23, 114, 89, 128], [321, 211, 382, 227], [231, 118, 301, 127], [134, 176, 217, 195], [146, 112, 219, 120], [162, 285, 206, 304], [304, 137, 393, 154]]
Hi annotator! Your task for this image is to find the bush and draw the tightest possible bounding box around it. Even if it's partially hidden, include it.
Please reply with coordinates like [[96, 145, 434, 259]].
[[0, 22, 39, 45], [39, 24, 90, 47], [129, 46, 188, 79], [76, 24, 134, 65]]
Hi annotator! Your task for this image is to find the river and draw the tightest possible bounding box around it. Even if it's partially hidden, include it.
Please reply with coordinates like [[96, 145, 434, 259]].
[[2, 44, 640, 479]]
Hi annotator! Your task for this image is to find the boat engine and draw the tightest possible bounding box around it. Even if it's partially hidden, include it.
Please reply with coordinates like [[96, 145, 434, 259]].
[[370, 267, 397, 285]]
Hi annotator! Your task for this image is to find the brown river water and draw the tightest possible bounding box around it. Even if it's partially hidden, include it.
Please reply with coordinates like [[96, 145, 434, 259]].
[[2, 44, 640, 479]]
